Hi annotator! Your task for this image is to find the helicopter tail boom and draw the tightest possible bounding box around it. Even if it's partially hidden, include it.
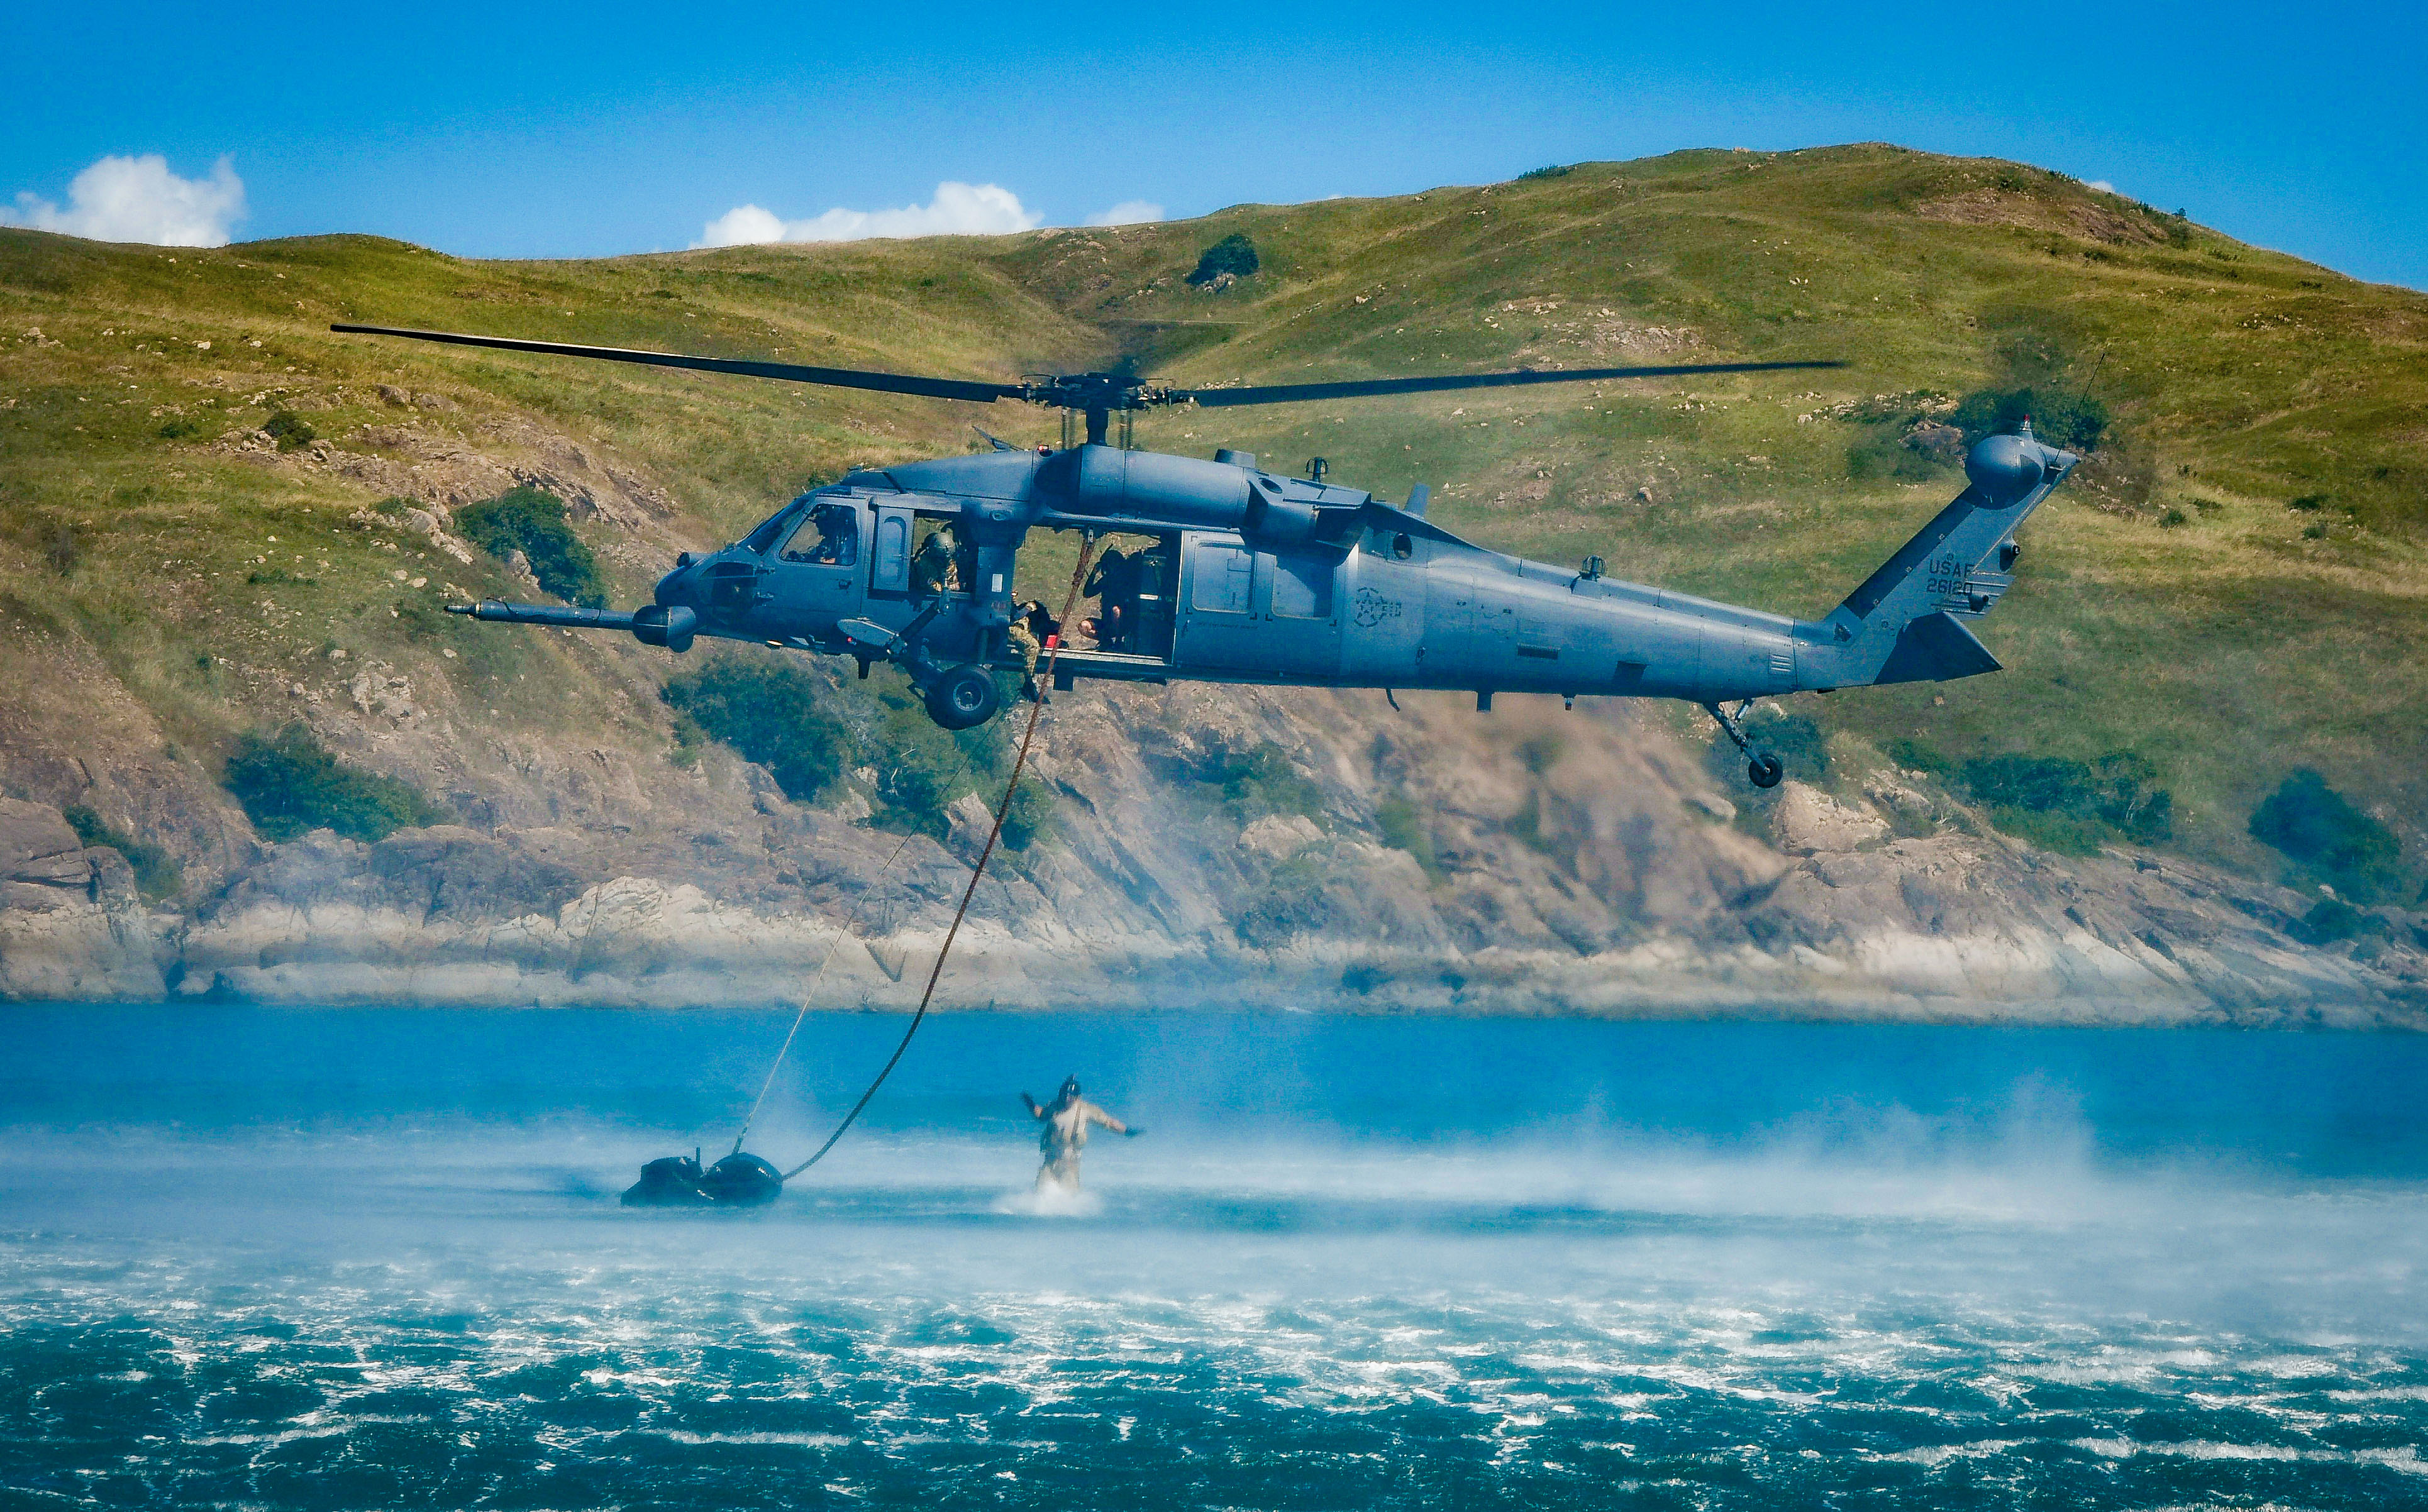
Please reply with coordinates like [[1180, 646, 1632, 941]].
[[1812, 429, 2078, 688]]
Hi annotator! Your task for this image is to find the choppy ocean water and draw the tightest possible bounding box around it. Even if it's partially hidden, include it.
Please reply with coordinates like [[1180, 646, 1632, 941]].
[[4, 1007, 2427, 1509]]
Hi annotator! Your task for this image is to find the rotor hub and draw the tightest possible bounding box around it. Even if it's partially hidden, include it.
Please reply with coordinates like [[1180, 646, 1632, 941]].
[[1014, 373, 1175, 414]]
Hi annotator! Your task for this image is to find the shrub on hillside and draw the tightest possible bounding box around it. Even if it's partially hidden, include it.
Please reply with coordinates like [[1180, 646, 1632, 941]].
[[662, 659, 850, 804], [1951, 387, 2109, 453], [455, 486, 607, 607], [1883, 736, 1953, 776], [686, 674, 1046, 849], [262, 410, 316, 451], [1206, 742, 1324, 825], [1375, 795, 1439, 880], [2249, 768, 2400, 902], [1959, 750, 2173, 847], [2293, 895, 2381, 946], [864, 686, 1053, 848], [999, 779, 1055, 852], [62, 804, 181, 900], [1187, 234, 1260, 287], [224, 724, 443, 843]]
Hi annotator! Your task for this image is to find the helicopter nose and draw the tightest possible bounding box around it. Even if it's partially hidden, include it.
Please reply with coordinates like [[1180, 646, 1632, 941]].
[[655, 556, 699, 609]]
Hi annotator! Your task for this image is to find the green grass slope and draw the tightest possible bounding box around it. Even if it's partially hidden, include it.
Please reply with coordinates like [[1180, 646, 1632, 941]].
[[3, 143, 2423, 888]]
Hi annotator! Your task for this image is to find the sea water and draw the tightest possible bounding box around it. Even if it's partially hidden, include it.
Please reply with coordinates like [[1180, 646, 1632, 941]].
[[4, 1006, 2427, 1509]]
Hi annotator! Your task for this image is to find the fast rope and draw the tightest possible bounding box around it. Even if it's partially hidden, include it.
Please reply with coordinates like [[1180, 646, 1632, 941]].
[[774, 534, 1099, 1183], [727, 819, 943, 1156]]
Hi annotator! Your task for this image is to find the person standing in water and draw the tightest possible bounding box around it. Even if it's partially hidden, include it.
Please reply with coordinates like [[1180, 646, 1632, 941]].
[[1021, 1076, 1141, 1191]]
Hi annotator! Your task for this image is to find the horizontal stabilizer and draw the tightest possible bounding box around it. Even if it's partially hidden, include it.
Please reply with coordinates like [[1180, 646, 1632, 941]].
[[1873, 612, 2001, 685]]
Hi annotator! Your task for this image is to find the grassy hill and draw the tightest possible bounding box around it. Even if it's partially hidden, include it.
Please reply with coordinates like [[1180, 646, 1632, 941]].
[[3, 143, 2424, 890]]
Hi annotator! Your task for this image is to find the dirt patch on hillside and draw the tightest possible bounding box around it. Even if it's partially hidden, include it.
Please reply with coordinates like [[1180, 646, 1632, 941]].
[[1914, 188, 2165, 246]]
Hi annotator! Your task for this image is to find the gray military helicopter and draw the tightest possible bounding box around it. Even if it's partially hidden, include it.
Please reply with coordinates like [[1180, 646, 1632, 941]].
[[333, 323, 2078, 786]]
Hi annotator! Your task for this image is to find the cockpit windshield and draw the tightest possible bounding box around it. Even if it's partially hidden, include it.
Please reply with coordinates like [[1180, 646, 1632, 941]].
[[740, 504, 802, 556]]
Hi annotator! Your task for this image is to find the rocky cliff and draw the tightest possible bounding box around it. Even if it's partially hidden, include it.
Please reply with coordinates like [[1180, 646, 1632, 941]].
[[7, 667, 2422, 1027]]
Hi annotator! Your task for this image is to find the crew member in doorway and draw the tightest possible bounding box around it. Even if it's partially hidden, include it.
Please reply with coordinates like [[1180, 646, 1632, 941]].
[[1007, 599, 1058, 703], [1084, 546, 1136, 651], [912, 522, 962, 601], [1021, 1076, 1141, 1191]]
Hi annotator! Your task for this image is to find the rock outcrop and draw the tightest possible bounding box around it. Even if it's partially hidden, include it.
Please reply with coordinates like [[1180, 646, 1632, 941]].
[[0, 798, 166, 1000]]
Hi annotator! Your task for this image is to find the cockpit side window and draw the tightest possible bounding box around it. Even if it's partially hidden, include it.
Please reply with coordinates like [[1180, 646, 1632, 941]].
[[777, 502, 860, 566]]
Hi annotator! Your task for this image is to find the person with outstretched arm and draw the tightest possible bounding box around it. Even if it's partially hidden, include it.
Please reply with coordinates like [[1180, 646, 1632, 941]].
[[1021, 1076, 1141, 1191]]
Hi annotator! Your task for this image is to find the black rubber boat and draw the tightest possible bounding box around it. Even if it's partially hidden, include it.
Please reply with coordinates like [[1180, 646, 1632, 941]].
[[620, 1151, 784, 1207]]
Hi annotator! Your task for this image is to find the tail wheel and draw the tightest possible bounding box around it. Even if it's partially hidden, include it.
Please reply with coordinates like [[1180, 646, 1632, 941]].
[[925, 663, 1002, 730], [1748, 753, 1785, 788]]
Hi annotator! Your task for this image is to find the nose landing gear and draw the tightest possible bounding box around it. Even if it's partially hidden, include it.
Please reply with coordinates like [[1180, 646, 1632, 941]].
[[1705, 700, 1786, 789]]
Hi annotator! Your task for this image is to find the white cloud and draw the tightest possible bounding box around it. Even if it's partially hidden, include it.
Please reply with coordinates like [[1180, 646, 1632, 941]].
[[694, 182, 1039, 248], [697, 204, 789, 247], [0, 154, 247, 246], [1085, 200, 1165, 227], [2088, 179, 2117, 194]]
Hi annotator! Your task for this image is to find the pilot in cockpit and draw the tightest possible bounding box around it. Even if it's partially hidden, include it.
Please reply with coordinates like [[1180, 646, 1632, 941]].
[[782, 502, 859, 566]]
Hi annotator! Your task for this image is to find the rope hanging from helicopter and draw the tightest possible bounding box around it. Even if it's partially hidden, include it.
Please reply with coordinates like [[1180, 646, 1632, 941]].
[[726, 820, 942, 1157], [744, 534, 1099, 1183]]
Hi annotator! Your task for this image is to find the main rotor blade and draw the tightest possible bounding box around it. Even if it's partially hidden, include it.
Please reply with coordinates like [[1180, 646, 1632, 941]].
[[330, 324, 1023, 405], [1168, 359, 1846, 409]]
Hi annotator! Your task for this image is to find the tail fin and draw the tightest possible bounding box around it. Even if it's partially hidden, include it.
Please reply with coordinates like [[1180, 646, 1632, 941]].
[[1807, 427, 2078, 688]]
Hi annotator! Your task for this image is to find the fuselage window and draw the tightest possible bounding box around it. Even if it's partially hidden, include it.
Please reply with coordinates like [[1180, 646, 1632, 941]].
[[779, 502, 860, 566], [1272, 555, 1334, 619], [872, 514, 909, 588], [1192, 544, 1253, 614], [1392, 533, 1414, 560]]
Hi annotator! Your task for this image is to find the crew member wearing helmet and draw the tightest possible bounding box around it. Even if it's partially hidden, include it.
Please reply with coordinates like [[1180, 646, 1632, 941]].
[[1019, 1076, 1141, 1191]]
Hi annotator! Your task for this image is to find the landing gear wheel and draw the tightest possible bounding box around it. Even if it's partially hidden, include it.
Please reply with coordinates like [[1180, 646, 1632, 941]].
[[925, 663, 1001, 730], [1706, 699, 1787, 790]]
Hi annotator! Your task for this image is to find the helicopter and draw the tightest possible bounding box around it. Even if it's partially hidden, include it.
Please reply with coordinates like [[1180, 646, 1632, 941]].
[[333, 323, 2079, 786]]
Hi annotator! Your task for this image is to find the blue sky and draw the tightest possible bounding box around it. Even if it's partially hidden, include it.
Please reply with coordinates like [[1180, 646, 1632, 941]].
[[8, 0, 2425, 287]]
